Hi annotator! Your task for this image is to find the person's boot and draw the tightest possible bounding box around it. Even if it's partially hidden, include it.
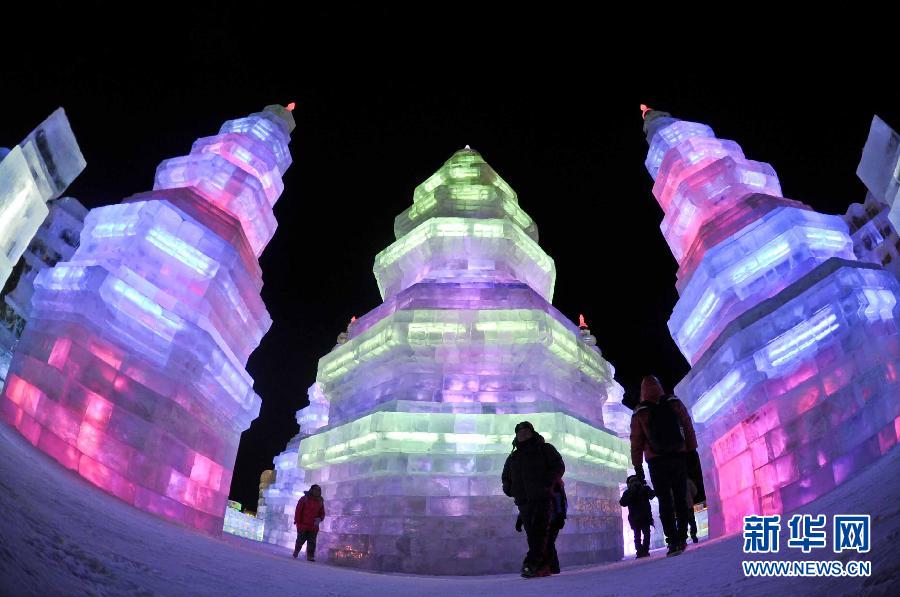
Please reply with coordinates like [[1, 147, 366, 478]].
[[691, 534, 699, 544], [292, 550, 299, 559], [521, 564, 537, 578], [666, 543, 684, 557], [307, 555, 316, 562]]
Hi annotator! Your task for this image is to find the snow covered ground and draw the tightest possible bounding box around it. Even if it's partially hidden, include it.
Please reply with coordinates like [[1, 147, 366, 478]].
[[0, 420, 896, 596]]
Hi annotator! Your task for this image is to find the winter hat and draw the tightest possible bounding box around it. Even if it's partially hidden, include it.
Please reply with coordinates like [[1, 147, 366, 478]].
[[514, 421, 535, 433], [640, 375, 665, 403]]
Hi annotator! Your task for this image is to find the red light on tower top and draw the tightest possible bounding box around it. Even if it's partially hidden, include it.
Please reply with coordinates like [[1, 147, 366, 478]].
[[578, 314, 588, 329], [640, 104, 652, 120], [286, 102, 296, 112]]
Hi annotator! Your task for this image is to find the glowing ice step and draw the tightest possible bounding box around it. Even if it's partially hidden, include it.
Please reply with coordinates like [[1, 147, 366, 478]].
[[653, 136, 746, 211], [396, 148, 537, 241], [31, 265, 261, 417], [193, 132, 284, 206], [154, 153, 276, 257], [660, 156, 782, 262], [297, 410, 628, 471], [680, 262, 899, 424], [374, 217, 556, 301], [645, 120, 715, 179], [317, 308, 612, 387], [76, 201, 271, 361], [670, 208, 855, 364], [219, 112, 292, 174]]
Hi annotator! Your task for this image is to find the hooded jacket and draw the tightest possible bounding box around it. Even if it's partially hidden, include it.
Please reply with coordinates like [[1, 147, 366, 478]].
[[294, 489, 326, 533], [630, 377, 697, 470], [501, 433, 566, 505], [619, 480, 656, 530]]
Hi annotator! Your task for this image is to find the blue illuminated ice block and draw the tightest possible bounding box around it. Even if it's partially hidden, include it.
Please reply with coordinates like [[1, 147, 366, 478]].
[[640, 106, 900, 537], [0, 105, 295, 533], [262, 148, 630, 574]]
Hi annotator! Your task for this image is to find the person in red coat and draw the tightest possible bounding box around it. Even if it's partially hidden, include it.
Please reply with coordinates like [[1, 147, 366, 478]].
[[293, 484, 326, 561]]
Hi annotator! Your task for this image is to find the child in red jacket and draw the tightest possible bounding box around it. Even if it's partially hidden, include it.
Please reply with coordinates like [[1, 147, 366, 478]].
[[293, 484, 326, 561]]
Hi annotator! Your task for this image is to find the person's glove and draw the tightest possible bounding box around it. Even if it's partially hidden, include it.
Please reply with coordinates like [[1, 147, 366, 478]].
[[313, 518, 322, 525], [515, 516, 523, 532], [634, 468, 645, 482]]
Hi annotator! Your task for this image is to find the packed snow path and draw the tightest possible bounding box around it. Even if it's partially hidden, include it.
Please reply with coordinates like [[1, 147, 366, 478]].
[[0, 422, 896, 596]]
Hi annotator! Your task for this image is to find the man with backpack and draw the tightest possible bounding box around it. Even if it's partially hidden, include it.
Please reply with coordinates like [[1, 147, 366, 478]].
[[630, 375, 697, 556], [502, 421, 566, 578]]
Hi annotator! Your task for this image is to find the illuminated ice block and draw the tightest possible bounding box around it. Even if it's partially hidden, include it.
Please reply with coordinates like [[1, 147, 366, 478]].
[[0, 197, 87, 382], [641, 107, 900, 538], [670, 207, 855, 364], [857, 115, 900, 209], [0, 105, 294, 533], [0, 109, 85, 291], [223, 501, 265, 541], [262, 148, 628, 574]]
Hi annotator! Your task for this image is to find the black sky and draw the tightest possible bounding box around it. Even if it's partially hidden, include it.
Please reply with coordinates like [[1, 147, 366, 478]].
[[3, 7, 897, 510]]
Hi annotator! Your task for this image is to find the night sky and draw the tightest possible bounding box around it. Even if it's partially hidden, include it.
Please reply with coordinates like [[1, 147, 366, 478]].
[[3, 9, 897, 511]]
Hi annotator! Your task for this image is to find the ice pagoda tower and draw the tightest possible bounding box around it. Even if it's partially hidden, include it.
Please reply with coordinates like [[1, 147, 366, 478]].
[[639, 106, 900, 536], [262, 148, 630, 574], [0, 104, 295, 533]]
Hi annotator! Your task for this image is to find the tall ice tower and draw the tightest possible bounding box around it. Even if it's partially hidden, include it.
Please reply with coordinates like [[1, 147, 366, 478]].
[[640, 106, 900, 535], [0, 104, 295, 533], [262, 148, 630, 574]]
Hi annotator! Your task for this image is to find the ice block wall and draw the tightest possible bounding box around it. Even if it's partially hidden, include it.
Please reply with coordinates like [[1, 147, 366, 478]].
[[0, 109, 85, 292], [223, 500, 265, 541], [263, 148, 630, 574], [0, 104, 295, 533], [640, 107, 900, 536]]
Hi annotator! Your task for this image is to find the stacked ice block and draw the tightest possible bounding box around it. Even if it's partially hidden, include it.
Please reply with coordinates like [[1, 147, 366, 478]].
[[0, 109, 85, 292], [0, 105, 295, 533], [263, 149, 629, 574], [223, 500, 265, 541], [844, 116, 900, 278], [640, 108, 900, 536], [1, 197, 88, 382]]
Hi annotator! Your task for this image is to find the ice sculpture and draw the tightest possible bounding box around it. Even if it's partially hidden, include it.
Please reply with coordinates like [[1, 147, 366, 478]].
[[262, 148, 629, 574], [0, 109, 85, 291], [0, 104, 295, 533], [223, 500, 264, 541], [640, 106, 900, 536], [845, 116, 900, 278], [1, 197, 88, 382]]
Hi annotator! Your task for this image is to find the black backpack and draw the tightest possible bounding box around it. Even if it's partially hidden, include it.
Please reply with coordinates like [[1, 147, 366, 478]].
[[646, 396, 686, 455]]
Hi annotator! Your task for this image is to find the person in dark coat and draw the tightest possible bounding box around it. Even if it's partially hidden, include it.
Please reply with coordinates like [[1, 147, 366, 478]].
[[293, 484, 326, 561], [630, 375, 697, 556], [502, 421, 566, 578], [619, 474, 656, 558]]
